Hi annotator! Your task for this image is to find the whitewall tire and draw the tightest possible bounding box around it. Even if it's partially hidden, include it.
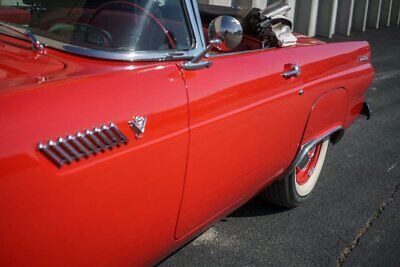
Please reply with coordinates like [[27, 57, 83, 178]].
[[261, 139, 330, 209]]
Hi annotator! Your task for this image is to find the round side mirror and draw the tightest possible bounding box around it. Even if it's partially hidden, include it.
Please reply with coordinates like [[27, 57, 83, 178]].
[[208, 15, 243, 52]]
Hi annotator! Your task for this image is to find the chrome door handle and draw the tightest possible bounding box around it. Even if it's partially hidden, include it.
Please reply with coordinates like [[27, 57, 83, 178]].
[[282, 64, 301, 79]]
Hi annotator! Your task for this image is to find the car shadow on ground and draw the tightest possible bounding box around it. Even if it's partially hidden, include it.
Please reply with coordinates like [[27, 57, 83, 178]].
[[228, 196, 288, 218]]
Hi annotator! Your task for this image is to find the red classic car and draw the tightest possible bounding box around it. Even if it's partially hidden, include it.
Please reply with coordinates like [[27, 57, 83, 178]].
[[0, 0, 374, 266]]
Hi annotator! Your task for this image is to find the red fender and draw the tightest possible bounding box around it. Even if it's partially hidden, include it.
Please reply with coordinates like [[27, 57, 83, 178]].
[[302, 88, 349, 144]]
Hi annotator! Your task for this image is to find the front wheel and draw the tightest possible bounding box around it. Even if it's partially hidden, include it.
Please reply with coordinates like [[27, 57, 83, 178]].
[[261, 139, 330, 209]]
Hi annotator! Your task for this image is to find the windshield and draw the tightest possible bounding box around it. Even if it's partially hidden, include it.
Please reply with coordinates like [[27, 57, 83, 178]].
[[0, 0, 193, 52]]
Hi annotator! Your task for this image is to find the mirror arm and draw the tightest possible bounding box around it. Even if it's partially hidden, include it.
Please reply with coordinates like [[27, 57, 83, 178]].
[[191, 39, 222, 64], [181, 39, 222, 71]]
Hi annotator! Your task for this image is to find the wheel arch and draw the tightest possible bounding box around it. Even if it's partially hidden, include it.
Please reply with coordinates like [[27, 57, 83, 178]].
[[284, 88, 349, 177], [301, 88, 349, 145]]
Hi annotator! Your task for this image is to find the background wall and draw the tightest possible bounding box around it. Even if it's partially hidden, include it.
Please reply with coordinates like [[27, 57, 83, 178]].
[[1, 0, 398, 37], [0, 0, 26, 5], [199, 0, 400, 38]]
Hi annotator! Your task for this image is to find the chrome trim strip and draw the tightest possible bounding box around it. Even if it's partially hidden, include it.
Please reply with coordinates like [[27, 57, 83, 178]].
[[37, 123, 128, 167], [0, 0, 205, 61], [67, 135, 91, 158], [38, 143, 64, 167], [190, 0, 206, 48], [50, 140, 74, 164], [207, 47, 274, 59], [59, 137, 82, 161], [78, 133, 99, 155], [94, 127, 115, 148], [102, 125, 120, 146], [86, 129, 107, 152], [110, 123, 128, 144]]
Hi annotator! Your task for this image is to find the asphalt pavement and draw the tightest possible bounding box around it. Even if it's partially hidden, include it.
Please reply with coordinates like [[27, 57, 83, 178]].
[[160, 26, 400, 267]]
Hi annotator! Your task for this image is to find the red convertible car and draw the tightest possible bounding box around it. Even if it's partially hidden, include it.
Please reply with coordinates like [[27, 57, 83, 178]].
[[0, 0, 374, 266]]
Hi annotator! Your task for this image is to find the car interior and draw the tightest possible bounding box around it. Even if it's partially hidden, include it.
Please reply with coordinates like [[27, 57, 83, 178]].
[[0, 0, 294, 53]]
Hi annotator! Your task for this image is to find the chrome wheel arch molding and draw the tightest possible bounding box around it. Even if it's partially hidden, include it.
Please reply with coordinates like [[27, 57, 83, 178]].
[[285, 126, 345, 179]]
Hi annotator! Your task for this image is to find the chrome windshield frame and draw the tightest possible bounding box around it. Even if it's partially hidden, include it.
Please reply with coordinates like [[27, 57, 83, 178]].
[[0, 0, 206, 61]]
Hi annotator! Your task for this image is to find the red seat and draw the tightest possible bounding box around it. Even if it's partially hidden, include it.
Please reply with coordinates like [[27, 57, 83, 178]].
[[0, 8, 30, 24]]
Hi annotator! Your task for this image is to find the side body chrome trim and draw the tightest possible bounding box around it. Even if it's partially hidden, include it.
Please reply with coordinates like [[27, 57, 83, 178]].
[[0, 0, 206, 61], [286, 126, 344, 176], [38, 123, 128, 168]]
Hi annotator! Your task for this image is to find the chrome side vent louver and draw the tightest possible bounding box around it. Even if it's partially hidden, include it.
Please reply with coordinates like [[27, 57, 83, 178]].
[[38, 123, 128, 168]]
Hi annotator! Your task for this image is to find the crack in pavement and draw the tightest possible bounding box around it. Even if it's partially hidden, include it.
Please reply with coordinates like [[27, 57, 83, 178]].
[[374, 70, 400, 82], [337, 183, 400, 267], [387, 164, 397, 173]]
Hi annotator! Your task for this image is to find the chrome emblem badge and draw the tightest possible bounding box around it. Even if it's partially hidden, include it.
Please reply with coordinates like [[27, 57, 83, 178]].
[[359, 55, 369, 62], [128, 116, 147, 139]]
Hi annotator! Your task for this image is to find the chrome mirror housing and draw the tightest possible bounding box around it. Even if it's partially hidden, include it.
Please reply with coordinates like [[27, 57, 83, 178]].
[[181, 15, 243, 71], [208, 15, 243, 52]]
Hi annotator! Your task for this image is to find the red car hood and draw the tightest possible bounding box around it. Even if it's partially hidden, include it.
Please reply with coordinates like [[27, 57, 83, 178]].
[[0, 40, 66, 92]]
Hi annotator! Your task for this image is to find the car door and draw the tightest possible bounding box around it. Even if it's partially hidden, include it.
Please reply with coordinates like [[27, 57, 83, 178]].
[[175, 48, 310, 238], [0, 60, 189, 266]]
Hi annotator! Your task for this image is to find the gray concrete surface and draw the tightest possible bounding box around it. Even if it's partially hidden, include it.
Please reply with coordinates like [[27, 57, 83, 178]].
[[160, 26, 400, 267]]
